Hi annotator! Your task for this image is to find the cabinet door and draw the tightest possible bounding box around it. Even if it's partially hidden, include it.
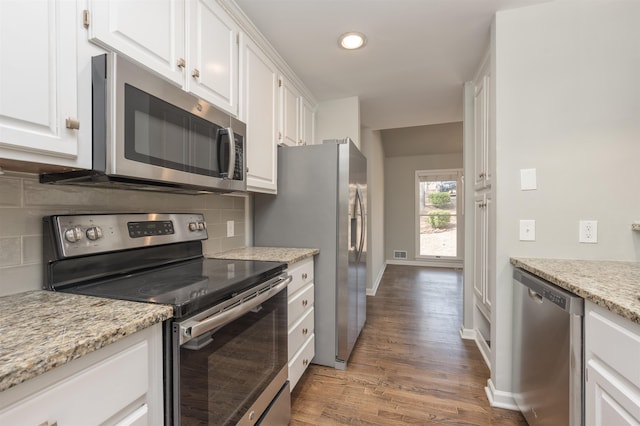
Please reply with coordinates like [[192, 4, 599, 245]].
[[473, 193, 491, 317], [280, 76, 300, 146], [87, 0, 186, 86], [300, 97, 315, 145], [473, 73, 489, 190], [186, 0, 239, 115], [242, 37, 278, 193], [0, 0, 79, 162]]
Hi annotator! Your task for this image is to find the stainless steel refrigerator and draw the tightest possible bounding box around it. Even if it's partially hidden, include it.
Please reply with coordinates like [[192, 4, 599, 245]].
[[254, 138, 367, 369]]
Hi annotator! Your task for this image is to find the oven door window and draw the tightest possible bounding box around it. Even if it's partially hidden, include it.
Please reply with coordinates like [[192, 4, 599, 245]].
[[178, 289, 287, 425], [124, 84, 225, 178]]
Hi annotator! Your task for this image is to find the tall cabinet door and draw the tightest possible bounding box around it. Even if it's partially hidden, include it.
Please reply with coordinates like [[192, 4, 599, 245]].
[[242, 37, 279, 193], [473, 192, 492, 318], [186, 0, 239, 115], [86, 0, 186, 86], [0, 0, 79, 162]]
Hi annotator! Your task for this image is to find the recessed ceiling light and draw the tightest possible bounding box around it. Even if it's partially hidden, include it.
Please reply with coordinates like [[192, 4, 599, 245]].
[[339, 32, 367, 50]]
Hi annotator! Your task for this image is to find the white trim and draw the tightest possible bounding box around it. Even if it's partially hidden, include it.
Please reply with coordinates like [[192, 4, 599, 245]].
[[485, 379, 519, 411], [366, 262, 386, 296], [387, 259, 463, 269], [459, 327, 476, 340]]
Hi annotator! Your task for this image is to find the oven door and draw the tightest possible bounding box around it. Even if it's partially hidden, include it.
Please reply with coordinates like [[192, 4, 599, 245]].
[[172, 278, 290, 425]]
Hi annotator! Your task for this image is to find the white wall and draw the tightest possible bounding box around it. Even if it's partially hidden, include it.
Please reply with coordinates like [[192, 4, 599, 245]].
[[491, 1, 640, 394], [360, 127, 385, 294], [384, 153, 463, 262], [315, 96, 361, 147], [0, 173, 247, 296]]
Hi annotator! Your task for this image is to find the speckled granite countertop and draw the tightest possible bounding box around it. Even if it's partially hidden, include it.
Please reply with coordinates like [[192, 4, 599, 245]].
[[0, 291, 172, 393], [210, 246, 319, 265], [511, 258, 640, 324]]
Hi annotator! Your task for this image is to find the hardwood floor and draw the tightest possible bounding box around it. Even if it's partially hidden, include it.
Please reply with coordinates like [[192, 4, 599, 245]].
[[290, 265, 527, 425]]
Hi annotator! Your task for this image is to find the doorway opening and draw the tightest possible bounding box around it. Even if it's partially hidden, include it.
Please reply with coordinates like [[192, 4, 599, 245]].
[[416, 169, 463, 260]]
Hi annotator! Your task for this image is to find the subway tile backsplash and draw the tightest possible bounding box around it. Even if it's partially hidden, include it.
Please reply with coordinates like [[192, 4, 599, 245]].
[[0, 173, 247, 296]]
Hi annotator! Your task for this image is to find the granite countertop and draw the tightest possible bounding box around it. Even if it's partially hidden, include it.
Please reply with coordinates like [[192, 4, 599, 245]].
[[511, 258, 640, 324], [210, 246, 319, 265], [0, 291, 173, 393]]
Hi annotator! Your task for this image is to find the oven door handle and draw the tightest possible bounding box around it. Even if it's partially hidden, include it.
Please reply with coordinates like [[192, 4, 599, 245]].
[[182, 274, 292, 341]]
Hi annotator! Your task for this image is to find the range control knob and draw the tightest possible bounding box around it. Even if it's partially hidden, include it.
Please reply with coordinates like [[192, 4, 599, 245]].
[[64, 227, 83, 243], [86, 226, 103, 241], [188, 222, 198, 231], [197, 222, 205, 230]]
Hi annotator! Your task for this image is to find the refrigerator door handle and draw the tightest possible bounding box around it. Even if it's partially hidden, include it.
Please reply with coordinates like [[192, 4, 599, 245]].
[[355, 186, 365, 261]]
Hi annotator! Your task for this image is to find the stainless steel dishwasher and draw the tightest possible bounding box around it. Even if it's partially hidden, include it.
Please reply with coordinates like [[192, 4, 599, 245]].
[[512, 268, 584, 426]]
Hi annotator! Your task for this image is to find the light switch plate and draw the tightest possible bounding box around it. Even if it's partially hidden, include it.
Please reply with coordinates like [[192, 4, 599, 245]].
[[520, 168, 537, 190], [226, 220, 234, 238], [519, 220, 536, 241]]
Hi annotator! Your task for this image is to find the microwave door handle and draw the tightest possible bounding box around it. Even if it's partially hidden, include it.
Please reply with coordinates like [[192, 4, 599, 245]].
[[225, 127, 236, 179]]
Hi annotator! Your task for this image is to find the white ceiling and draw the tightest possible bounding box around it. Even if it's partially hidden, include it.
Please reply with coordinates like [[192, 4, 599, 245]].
[[234, 0, 548, 131]]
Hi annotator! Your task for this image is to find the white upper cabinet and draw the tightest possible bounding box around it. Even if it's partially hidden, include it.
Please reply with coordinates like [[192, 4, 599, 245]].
[[0, 0, 81, 166], [300, 97, 315, 146], [279, 76, 315, 147], [86, 0, 186, 87], [241, 36, 279, 193], [279, 75, 301, 147], [86, 0, 239, 115], [186, 0, 239, 115]]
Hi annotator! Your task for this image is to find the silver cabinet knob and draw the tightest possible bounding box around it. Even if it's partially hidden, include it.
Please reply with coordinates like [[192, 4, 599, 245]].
[[192, 69, 200, 78], [177, 58, 186, 68], [65, 117, 80, 130]]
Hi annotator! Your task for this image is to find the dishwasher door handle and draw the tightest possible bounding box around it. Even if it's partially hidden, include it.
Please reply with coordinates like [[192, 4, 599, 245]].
[[528, 288, 544, 303]]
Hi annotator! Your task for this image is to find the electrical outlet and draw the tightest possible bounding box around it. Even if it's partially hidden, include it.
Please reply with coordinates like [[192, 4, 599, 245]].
[[579, 220, 597, 243], [226, 220, 234, 238], [519, 220, 536, 241]]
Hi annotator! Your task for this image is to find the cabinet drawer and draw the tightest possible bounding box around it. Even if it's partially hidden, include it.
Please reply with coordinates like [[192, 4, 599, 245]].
[[289, 333, 315, 391], [288, 258, 314, 295], [0, 340, 149, 425], [288, 307, 314, 358], [288, 283, 314, 327], [586, 303, 640, 389]]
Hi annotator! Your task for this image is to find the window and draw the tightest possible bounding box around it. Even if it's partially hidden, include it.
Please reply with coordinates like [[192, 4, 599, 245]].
[[416, 169, 462, 259]]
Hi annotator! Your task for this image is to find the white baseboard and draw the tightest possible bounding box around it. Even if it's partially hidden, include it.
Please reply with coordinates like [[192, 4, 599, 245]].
[[386, 259, 463, 268], [459, 327, 476, 340], [485, 379, 519, 411], [366, 262, 386, 296]]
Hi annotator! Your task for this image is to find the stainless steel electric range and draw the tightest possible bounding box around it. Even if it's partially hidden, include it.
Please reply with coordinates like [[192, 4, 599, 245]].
[[43, 213, 291, 426]]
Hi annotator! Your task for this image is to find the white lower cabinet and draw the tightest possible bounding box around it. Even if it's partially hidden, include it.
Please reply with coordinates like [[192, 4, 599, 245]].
[[0, 324, 164, 426], [287, 258, 315, 390], [585, 301, 640, 426]]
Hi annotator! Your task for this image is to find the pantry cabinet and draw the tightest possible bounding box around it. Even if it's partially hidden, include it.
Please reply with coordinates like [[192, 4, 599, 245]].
[[585, 302, 640, 426], [86, 0, 239, 115], [241, 36, 279, 193], [0, 0, 81, 166], [0, 325, 163, 426], [287, 258, 315, 390]]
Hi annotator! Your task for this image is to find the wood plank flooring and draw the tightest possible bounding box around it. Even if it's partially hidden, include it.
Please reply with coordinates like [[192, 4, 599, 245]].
[[290, 265, 527, 425]]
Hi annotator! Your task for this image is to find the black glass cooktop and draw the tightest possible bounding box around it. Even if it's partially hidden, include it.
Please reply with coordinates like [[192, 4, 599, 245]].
[[61, 258, 286, 318]]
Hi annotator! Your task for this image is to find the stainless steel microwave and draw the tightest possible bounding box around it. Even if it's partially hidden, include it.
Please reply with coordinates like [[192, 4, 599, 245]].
[[41, 53, 246, 194]]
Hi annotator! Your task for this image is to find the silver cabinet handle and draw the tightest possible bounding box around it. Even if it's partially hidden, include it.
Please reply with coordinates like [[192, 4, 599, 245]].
[[192, 68, 200, 78], [65, 117, 80, 130], [302, 272, 308, 280], [177, 58, 186, 68]]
